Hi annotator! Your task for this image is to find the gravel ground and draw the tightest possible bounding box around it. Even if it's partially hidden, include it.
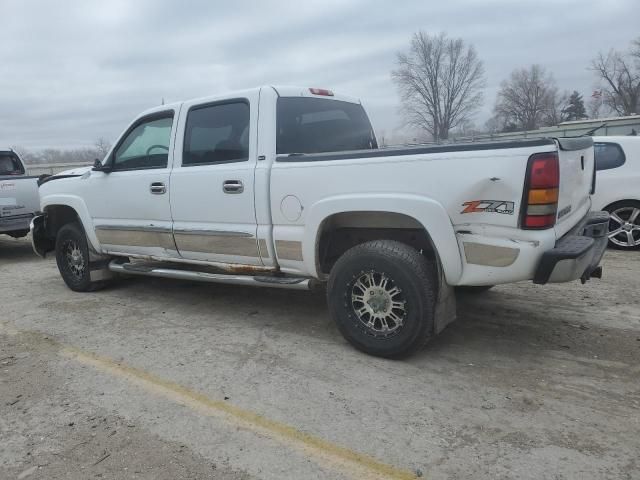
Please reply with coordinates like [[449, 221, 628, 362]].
[[1, 236, 639, 479]]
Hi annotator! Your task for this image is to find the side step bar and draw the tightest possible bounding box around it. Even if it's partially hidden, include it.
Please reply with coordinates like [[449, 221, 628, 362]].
[[108, 261, 314, 290]]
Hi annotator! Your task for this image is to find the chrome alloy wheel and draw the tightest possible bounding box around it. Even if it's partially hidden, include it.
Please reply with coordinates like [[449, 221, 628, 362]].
[[350, 271, 407, 336], [608, 207, 640, 248], [63, 239, 85, 279]]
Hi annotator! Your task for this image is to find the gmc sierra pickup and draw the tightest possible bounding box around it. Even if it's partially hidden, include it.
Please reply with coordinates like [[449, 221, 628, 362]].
[[0, 149, 39, 239], [31, 86, 609, 357]]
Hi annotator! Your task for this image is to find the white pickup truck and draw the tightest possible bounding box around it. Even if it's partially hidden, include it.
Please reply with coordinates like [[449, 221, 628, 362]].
[[0, 149, 40, 239], [32, 86, 609, 357]]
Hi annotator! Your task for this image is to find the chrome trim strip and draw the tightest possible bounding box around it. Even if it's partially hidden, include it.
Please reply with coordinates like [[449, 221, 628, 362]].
[[96, 228, 175, 250], [172, 229, 253, 238], [463, 242, 520, 267], [275, 240, 303, 262], [174, 233, 259, 257], [95, 224, 172, 234]]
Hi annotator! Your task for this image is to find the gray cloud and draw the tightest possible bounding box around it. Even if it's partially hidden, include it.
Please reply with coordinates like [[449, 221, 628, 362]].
[[1, 0, 637, 148]]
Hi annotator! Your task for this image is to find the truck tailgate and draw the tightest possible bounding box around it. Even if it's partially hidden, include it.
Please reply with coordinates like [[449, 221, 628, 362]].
[[0, 176, 40, 218], [554, 137, 594, 238]]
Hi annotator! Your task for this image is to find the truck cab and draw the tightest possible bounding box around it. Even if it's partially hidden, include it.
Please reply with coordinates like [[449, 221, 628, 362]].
[[0, 149, 39, 238]]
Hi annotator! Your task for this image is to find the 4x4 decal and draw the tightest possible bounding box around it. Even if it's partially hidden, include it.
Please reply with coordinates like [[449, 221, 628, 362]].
[[461, 200, 515, 215]]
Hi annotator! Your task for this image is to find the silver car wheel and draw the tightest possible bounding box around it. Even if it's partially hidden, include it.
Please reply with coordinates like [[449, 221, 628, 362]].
[[608, 207, 640, 248], [351, 271, 407, 336], [63, 239, 86, 279]]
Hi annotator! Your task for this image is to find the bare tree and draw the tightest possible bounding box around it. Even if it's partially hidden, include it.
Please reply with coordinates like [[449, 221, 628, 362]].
[[493, 65, 565, 131], [392, 31, 485, 142], [94, 137, 112, 159], [591, 38, 640, 116]]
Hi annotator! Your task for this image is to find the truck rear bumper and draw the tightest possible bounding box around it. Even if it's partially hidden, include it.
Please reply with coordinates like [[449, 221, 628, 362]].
[[533, 211, 609, 284], [0, 213, 33, 234]]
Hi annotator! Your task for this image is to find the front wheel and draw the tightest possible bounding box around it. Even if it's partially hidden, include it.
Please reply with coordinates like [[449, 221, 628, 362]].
[[327, 240, 436, 358], [55, 222, 107, 292]]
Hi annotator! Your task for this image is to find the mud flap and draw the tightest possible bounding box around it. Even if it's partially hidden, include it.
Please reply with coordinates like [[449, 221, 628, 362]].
[[433, 259, 457, 334], [30, 214, 54, 258]]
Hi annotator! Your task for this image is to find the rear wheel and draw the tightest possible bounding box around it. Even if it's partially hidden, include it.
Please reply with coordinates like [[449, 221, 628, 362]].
[[605, 201, 640, 250], [327, 240, 436, 358], [55, 222, 107, 292]]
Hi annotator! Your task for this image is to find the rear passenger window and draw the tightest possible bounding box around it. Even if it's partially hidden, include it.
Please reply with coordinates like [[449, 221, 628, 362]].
[[594, 142, 625, 171], [183, 101, 250, 166]]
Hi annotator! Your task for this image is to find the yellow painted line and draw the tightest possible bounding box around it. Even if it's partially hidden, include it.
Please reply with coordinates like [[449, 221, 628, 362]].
[[1, 324, 417, 479]]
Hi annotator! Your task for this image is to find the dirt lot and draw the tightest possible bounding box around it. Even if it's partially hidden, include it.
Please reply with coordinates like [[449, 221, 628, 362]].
[[1, 236, 639, 480]]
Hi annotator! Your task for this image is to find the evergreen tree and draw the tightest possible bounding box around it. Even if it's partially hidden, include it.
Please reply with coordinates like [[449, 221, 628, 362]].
[[562, 91, 587, 121]]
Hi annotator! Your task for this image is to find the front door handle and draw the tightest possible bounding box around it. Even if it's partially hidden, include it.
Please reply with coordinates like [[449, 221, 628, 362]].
[[223, 180, 244, 194], [150, 182, 166, 195]]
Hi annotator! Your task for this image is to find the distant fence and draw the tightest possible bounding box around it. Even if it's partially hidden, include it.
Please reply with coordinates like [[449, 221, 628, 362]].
[[25, 162, 90, 176], [448, 115, 640, 144]]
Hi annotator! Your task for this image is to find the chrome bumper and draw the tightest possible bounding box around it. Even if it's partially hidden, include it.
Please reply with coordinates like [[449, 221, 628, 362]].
[[533, 211, 609, 284], [0, 214, 32, 233]]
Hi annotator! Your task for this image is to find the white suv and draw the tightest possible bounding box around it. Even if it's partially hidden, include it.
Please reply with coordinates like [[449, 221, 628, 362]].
[[591, 136, 640, 250]]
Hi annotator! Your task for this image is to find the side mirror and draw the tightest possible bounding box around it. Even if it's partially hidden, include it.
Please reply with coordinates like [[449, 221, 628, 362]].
[[92, 158, 110, 172]]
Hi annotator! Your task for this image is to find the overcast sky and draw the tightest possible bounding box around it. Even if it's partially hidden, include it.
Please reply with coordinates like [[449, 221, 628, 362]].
[[1, 0, 638, 149]]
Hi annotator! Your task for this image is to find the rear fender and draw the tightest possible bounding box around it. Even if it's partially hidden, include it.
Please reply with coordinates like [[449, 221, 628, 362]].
[[304, 194, 463, 283]]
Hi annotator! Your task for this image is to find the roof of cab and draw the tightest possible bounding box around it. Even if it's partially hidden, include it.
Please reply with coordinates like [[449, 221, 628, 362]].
[[270, 86, 361, 104], [138, 85, 360, 117]]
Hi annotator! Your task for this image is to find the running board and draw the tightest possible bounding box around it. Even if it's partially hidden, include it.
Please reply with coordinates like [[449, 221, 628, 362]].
[[108, 261, 313, 290]]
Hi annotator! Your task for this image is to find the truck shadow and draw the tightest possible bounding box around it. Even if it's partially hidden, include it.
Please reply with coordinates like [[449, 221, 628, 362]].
[[115, 276, 626, 366], [0, 237, 37, 263], [411, 287, 631, 367]]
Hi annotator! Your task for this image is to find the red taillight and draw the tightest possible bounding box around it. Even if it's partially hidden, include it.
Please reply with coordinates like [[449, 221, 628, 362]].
[[309, 87, 334, 96], [529, 156, 559, 188], [524, 214, 556, 228], [521, 152, 559, 229]]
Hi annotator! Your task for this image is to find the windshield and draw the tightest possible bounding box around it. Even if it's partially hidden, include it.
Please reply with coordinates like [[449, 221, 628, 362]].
[[0, 152, 24, 175], [276, 97, 378, 155]]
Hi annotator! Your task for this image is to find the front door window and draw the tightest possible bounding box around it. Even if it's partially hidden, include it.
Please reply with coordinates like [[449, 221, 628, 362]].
[[113, 116, 173, 171]]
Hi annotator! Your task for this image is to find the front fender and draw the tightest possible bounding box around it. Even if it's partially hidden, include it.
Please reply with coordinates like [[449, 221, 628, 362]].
[[303, 193, 463, 284], [41, 194, 101, 253]]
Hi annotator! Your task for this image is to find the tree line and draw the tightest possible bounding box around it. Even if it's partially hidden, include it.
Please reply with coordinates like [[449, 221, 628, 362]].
[[393, 32, 640, 142], [12, 137, 111, 165]]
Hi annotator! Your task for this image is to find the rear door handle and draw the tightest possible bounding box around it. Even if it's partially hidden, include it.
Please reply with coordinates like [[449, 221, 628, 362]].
[[150, 182, 166, 195], [223, 180, 244, 194]]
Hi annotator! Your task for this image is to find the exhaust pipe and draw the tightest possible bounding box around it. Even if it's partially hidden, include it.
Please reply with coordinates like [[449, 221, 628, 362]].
[[108, 261, 314, 290]]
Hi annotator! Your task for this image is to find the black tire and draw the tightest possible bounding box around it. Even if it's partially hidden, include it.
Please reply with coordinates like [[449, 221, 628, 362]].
[[327, 240, 436, 358], [605, 200, 640, 250], [455, 285, 494, 294], [55, 222, 106, 292]]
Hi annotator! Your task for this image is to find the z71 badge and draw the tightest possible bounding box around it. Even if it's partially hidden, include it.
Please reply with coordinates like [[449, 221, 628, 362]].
[[461, 200, 515, 215]]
